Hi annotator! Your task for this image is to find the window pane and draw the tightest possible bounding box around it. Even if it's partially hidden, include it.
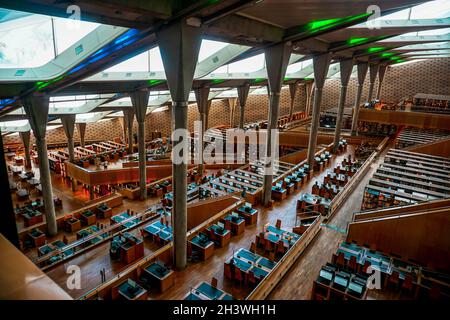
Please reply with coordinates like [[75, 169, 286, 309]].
[[104, 51, 148, 72], [410, 0, 450, 19], [150, 47, 164, 72], [228, 53, 265, 73], [198, 39, 229, 62], [0, 15, 54, 68], [53, 17, 99, 54]]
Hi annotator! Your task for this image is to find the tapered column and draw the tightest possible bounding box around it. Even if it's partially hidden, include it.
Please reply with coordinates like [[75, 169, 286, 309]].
[[262, 42, 292, 206], [367, 63, 379, 103], [305, 81, 314, 115], [130, 89, 150, 201], [351, 62, 369, 135], [0, 128, 19, 247], [194, 86, 210, 177], [306, 53, 332, 169], [76, 123, 86, 148], [376, 65, 387, 100], [205, 100, 212, 131], [119, 116, 127, 145], [332, 59, 354, 153], [288, 82, 298, 120], [61, 115, 76, 162], [237, 83, 250, 129], [23, 94, 57, 236], [227, 98, 237, 128], [19, 131, 32, 169], [123, 109, 135, 154], [157, 19, 202, 270], [61, 114, 77, 191]]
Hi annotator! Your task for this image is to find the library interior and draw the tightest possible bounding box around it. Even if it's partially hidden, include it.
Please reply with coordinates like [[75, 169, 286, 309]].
[[0, 0, 449, 301]]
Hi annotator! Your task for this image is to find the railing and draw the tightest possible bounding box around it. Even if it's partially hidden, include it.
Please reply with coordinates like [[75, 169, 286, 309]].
[[327, 136, 390, 221], [35, 204, 164, 270], [78, 195, 244, 300], [246, 215, 322, 300]]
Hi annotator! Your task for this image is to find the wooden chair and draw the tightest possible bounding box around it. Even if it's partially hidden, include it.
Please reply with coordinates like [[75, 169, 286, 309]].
[[234, 268, 244, 288], [275, 219, 282, 229], [331, 253, 338, 265], [249, 242, 256, 254], [247, 271, 257, 287], [258, 232, 266, 248], [224, 262, 233, 280], [276, 241, 285, 256], [362, 261, 371, 274], [211, 277, 218, 288], [348, 255, 357, 273], [387, 271, 400, 290], [401, 274, 414, 296], [336, 252, 346, 268], [269, 251, 276, 262], [208, 228, 215, 242], [264, 239, 273, 253]]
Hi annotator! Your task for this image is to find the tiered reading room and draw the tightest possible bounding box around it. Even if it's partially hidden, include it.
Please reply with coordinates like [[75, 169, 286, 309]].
[[0, 0, 449, 305]]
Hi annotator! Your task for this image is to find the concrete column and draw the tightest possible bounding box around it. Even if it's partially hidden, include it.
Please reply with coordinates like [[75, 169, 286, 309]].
[[227, 98, 237, 128], [306, 53, 332, 169], [119, 116, 127, 145], [305, 81, 314, 115], [262, 42, 292, 206], [376, 65, 387, 100], [89, 185, 94, 200], [123, 109, 135, 154], [130, 89, 150, 201], [350, 62, 369, 135], [23, 94, 57, 236], [19, 131, 32, 169], [157, 19, 202, 270], [0, 128, 19, 247], [237, 83, 250, 129], [194, 86, 210, 177], [76, 123, 86, 148], [288, 82, 298, 120], [367, 63, 379, 103], [205, 100, 212, 131], [61, 114, 77, 191], [332, 59, 354, 153], [61, 115, 76, 163]]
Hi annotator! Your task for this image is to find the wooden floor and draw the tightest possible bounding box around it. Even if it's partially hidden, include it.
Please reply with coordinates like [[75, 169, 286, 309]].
[[267, 142, 393, 300]]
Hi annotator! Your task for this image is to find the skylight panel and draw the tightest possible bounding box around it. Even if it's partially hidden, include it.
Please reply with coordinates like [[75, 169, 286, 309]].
[[0, 14, 54, 68], [198, 39, 229, 62], [104, 51, 149, 72], [410, 0, 450, 19], [149, 47, 164, 72], [53, 17, 99, 54], [228, 53, 265, 73]]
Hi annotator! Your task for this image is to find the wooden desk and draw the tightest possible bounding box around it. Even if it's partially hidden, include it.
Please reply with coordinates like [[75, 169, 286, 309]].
[[142, 263, 175, 292], [237, 206, 258, 225], [113, 279, 148, 300], [223, 215, 245, 235], [28, 230, 46, 247], [23, 211, 43, 227], [97, 204, 112, 219], [80, 210, 97, 226], [190, 235, 214, 261], [65, 218, 81, 233], [272, 186, 287, 201], [207, 225, 231, 247]]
